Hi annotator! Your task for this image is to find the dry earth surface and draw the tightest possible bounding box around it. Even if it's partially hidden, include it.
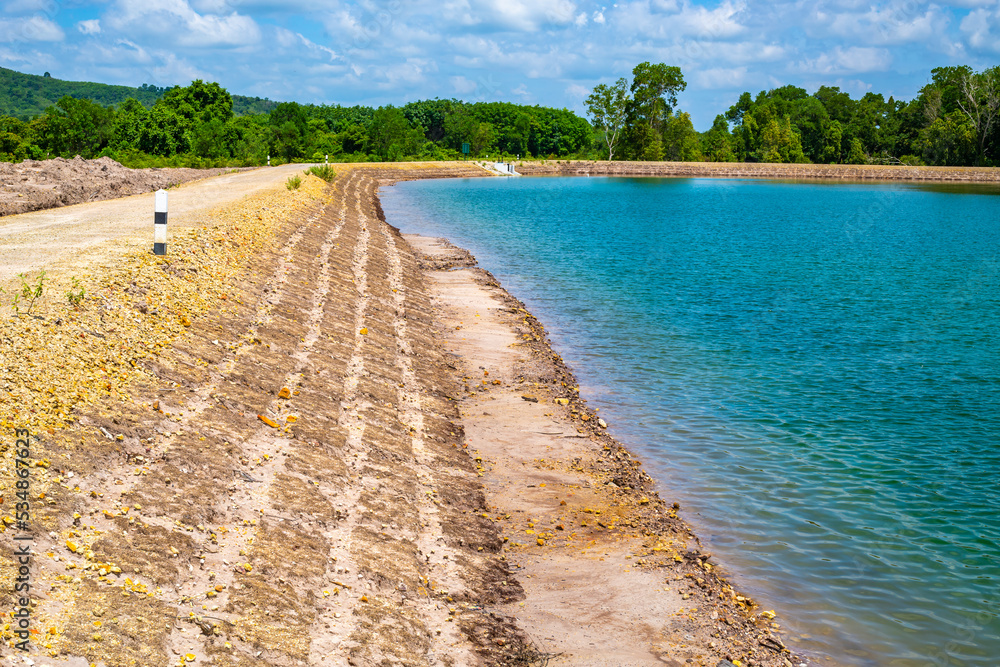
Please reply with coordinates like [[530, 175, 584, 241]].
[[0, 161, 320, 285], [0, 157, 256, 218], [0, 162, 809, 666]]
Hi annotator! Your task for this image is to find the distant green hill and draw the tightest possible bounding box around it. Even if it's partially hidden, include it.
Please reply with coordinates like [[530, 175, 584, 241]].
[[0, 67, 279, 119]]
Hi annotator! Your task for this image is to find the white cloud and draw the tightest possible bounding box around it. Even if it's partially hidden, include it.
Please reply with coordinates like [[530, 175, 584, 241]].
[[106, 0, 262, 48], [574, 11, 588, 26], [564, 82, 590, 99], [615, 0, 746, 39], [593, 10, 606, 24], [274, 26, 338, 60], [680, 0, 745, 39], [148, 51, 215, 84], [77, 20, 102, 35], [456, 0, 580, 31], [2, 0, 57, 15], [450, 75, 478, 95], [0, 16, 63, 42], [795, 46, 892, 74], [833, 7, 942, 43], [694, 65, 748, 89], [189, 0, 230, 11], [79, 38, 153, 67], [961, 7, 1000, 53]]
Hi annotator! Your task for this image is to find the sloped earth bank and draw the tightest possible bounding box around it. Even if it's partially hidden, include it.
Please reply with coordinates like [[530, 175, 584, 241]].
[[515, 159, 1000, 182], [0, 164, 806, 666], [0, 156, 251, 217]]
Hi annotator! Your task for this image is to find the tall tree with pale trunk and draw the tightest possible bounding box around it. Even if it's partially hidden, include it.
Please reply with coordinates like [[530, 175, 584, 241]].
[[957, 67, 1000, 165], [585, 78, 628, 161]]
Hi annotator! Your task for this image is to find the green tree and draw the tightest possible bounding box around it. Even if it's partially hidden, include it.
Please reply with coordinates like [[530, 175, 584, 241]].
[[630, 62, 686, 132], [110, 97, 148, 152], [726, 91, 754, 126], [38, 96, 114, 158], [823, 120, 843, 163], [702, 115, 736, 162], [443, 105, 478, 152], [662, 111, 702, 161], [814, 86, 855, 125], [367, 106, 412, 160], [269, 102, 309, 160], [916, 113, 976, 165], [160, 80, 233, 126], [585, 78, 629, 160], [140, 104, 186, 156], [846, 137, 867, 164], [472, 121, 496, 155], [955, 67, 1000, 165], [338, 124, 367, 154], [189, 118, 229, 159]]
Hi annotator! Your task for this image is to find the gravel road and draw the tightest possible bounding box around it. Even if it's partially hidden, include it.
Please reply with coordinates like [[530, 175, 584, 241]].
[[0, 163, 311, 285]]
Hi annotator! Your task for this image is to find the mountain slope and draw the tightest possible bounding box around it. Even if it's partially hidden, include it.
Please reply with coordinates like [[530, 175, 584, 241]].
[[0, 67, 279, 119]]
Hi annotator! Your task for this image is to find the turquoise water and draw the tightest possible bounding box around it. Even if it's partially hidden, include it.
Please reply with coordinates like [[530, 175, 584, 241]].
[[379, 176, 1000, 667]]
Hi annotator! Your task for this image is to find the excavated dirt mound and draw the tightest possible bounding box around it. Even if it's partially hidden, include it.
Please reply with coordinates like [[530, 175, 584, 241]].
[[0, 156, 246, 217]]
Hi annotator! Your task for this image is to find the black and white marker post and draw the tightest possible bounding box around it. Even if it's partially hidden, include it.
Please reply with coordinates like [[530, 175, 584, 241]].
[[154, 189, 167, 255]]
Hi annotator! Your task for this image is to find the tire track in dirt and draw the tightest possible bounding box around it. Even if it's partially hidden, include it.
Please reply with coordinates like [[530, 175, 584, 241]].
[[193, 173, 370, 666], [158, 180, 351, 664], [380, 215, 478, 665], [30, 185, 336, 664], [11, 165, 526, 666]]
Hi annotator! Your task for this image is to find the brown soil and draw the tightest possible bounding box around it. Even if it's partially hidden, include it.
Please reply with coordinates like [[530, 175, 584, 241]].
[[0, 156, 251, 217]]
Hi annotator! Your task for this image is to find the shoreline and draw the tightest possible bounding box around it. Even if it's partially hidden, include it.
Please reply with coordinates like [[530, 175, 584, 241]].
[[514, 159, 1000, 183], [396, 225, 810, 666]]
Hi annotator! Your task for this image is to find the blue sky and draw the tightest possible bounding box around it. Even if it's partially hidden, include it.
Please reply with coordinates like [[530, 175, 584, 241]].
[[1, 0, 998, 129]]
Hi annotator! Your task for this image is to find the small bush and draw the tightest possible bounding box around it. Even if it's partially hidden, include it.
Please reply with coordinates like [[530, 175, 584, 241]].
[[12, 270, 46, 316], [304, 165, 336, 182], [66, 276, 85, 308], [286, 175, 302, 190]]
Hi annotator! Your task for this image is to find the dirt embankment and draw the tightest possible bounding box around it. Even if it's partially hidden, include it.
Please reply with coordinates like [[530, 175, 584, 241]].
[[0, 156, 251, 217], [516, 159, 1000, 183], [0, 163, 537, 666]]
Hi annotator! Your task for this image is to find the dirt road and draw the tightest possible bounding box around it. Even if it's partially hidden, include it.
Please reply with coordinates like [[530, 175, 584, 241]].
[[0, 163, 311, 285]]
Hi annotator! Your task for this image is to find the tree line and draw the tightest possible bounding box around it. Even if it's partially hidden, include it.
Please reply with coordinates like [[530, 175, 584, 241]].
[[587, 63, 1000, 167], [1, 63, 998, 168], [0, 78, 592, 168]]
